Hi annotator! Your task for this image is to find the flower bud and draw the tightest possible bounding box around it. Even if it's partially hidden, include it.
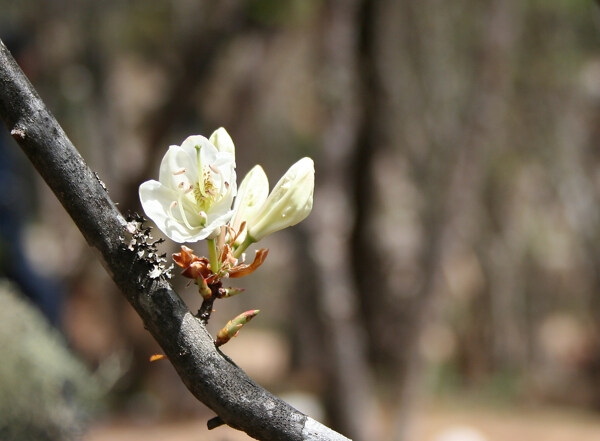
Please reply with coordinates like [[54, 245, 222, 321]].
[[248, 157, 314, 242], [220, 287, 245, 298], [230, 165, 269, 241], [215, 309, 260, 346]]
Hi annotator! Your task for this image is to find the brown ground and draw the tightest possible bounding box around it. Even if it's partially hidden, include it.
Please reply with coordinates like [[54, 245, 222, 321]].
[[413, 402, 600, 441], [84, 402, 600, 441]]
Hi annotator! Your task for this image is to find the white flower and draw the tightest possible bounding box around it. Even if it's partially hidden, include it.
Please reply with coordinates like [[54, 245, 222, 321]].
[[247, 157, 314, 242], [230, 165, 269, 244], [139, 128, 237, 243]]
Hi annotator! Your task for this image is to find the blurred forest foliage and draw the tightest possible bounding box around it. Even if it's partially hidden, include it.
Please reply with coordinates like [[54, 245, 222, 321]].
[[2, 1, 600, 440]]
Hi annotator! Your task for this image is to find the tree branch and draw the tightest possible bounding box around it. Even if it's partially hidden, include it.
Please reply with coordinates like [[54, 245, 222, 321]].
[[0, 39, 351, 441]]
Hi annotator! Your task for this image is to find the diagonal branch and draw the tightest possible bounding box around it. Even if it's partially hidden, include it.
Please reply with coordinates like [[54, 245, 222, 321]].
[[0, 39, 351, 441]]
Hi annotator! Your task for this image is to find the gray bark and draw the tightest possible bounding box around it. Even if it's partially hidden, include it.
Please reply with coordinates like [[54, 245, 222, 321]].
[[307, 1, 375, 439]]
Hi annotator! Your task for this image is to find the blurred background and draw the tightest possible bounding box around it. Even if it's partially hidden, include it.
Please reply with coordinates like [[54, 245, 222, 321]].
[[1, 1, 600, 440]]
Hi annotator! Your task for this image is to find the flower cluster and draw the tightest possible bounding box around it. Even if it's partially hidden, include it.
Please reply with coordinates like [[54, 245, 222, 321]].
[[139, 128, 314, 344], [139, 128, 314, 252]]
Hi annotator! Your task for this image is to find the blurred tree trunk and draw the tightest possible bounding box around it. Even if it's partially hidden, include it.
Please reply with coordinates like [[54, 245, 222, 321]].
[[349, 0, 523, 439], [350, 0, 387, 367], [556, 54, 600, 408], [304, 1, 375, 440], [470, 0, 526, 375], [350, 1, 465, 438], [440, 0, 524, 381]]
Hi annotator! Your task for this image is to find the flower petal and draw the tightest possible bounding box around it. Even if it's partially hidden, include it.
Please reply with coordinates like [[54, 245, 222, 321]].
[[231, 165, 269, 233], [139, 180, 211, 242], [158, 145, 198, 190], [209, 127, 235, 155], [179, 135, 215, 158], [203, 208, 235, 239]]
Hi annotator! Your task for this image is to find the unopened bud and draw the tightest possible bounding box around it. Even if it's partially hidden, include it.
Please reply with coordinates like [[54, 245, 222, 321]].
[[215, 309, 260, 346], [220, 287, 245, 298], [248, 158, 314, 242], [230, 165, 269, 242]]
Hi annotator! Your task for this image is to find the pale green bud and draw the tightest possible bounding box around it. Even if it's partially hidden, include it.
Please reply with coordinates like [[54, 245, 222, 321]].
[[215, 309, 260, 346], [248, 157, 314, 242], [230, 165, 269, 241]]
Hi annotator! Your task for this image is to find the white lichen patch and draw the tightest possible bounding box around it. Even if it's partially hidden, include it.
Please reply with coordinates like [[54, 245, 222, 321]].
[[122, 214, 173, 280]]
